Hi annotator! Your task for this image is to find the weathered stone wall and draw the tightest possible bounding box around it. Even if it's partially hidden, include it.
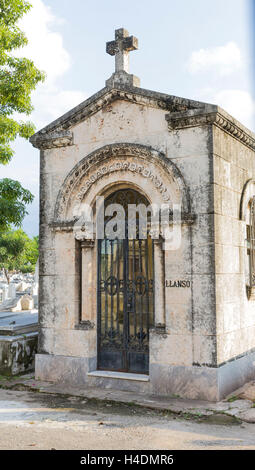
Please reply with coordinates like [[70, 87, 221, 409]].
[[166, 126, 216, 369], [39, 98, 214, 380], [213, 125, 255, 365]]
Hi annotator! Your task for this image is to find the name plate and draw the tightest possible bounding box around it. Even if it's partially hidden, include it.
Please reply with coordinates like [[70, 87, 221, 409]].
[[165, 280, 191, 288]]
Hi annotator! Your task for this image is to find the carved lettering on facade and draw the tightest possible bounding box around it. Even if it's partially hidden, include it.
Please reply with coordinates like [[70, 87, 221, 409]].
[[75, 161, 171, 204], [165, 280, 191, 288], [54, 143, 191, 221]]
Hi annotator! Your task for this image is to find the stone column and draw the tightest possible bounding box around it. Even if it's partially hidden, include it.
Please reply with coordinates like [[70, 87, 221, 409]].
[[80, 239, 95, 326], [154, 237, 166, 329]]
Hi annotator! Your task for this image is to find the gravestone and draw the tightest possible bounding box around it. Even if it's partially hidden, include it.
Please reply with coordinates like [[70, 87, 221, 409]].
[[20, 294, 34, 311], [8, 283, 16, 300], [2, 286, 8, 302]]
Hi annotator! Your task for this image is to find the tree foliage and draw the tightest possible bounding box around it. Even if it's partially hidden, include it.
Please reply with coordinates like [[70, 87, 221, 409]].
[[0, 228, 38, 272], [0, 0, 45, 232], [0, 0, 45, 163], [0, 177, 34, 231]]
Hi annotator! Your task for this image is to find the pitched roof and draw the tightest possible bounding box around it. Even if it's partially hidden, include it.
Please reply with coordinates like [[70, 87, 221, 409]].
[[30, 83, 255, 152]]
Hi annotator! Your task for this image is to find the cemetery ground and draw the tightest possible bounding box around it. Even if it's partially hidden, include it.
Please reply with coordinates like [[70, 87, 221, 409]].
[[0, 375, 255, 449]]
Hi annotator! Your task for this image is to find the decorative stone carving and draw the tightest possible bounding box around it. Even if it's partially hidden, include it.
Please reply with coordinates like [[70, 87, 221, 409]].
[[74, 160, 172, 204], [54, 143, 191, 221], [30, 130, 73, 150]]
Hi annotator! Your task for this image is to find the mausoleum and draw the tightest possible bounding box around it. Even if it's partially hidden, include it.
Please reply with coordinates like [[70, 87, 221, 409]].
[[30, 28, 255, 401]]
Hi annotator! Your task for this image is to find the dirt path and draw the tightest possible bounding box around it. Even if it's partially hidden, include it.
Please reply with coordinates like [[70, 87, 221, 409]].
[[0, 388, 254, 450]]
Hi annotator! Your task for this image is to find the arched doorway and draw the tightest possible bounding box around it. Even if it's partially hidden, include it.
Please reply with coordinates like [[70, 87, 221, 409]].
[[97, 189, 154, 374]]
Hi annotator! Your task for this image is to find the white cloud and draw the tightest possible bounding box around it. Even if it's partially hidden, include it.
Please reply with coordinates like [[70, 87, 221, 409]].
[[199, 88, 255, 131], [187, 42, 243, 76], [14, 0, 87, 129], [17, 0, 70, 82], [214, 90, 255, 126], [31, 87, 87, 129]]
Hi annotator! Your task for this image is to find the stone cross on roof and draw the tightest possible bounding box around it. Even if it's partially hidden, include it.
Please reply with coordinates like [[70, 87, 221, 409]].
[[106, 28, 138, 74], [106, 28, 140, 88]]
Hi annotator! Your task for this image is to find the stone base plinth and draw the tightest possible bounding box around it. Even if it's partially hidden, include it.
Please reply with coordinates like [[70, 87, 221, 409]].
[[35, 351, 255, 401]]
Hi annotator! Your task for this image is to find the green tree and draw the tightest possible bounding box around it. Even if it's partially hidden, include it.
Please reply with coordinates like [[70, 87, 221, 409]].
[[0, 0, 45, 230], [0, 178, 34, 231], [23, 232, 38, 267], [0, 228, 38, 277]]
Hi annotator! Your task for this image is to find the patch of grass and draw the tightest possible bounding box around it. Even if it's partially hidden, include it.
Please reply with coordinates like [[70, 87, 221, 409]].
[[199, 412, 242, 426], [0, 375, 8, 381], [179, 411, 205, 421], [0, 373, 27, 382], [227, 395, 239, 403]]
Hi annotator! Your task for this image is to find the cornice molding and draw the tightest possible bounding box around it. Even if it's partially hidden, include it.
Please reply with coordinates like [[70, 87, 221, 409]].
[[50, 214, 195, 235], [166, 109, 255, 152], [30, 130, 73, 150], [30, 83, 255, 152], [29, 86, 205, 149]]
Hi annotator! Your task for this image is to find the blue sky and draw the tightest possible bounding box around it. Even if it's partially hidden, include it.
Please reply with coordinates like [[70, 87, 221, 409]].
[[1, 0, 254, 236]]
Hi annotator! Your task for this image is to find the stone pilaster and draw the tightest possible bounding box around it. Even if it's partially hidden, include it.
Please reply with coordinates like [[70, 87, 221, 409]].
[[80, 239, 95, 327], [153, 236, 166, 330]]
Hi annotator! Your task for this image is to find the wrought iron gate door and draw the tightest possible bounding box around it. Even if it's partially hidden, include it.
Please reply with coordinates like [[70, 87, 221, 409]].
[[97, 189, 154, 374]]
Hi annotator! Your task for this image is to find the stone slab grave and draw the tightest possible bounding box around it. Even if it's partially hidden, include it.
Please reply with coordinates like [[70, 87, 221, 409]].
[[0, 311, 38, 376]]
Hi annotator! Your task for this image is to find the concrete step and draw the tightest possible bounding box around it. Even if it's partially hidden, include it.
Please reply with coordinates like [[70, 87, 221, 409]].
[[87, 370, 151, 393]]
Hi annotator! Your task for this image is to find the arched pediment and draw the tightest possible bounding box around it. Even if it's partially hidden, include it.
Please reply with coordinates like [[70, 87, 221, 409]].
[[54, 143, 191, 223]]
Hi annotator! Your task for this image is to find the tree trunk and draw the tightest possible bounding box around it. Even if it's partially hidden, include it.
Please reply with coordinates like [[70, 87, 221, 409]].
[[3, 267, 10, 284]]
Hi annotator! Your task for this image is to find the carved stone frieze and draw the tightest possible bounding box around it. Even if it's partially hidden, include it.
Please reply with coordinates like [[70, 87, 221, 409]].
[[74, 160, 172, 204], [54, 143, 190, 221]]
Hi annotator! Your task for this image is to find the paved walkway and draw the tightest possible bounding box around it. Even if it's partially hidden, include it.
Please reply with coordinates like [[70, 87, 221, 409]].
[[1, 373, 255, 424], [1, 388, 255, 450]]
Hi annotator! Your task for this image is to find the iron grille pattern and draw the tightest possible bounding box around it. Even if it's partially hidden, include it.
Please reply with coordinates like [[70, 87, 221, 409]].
[[97, 189, 154, 373]]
